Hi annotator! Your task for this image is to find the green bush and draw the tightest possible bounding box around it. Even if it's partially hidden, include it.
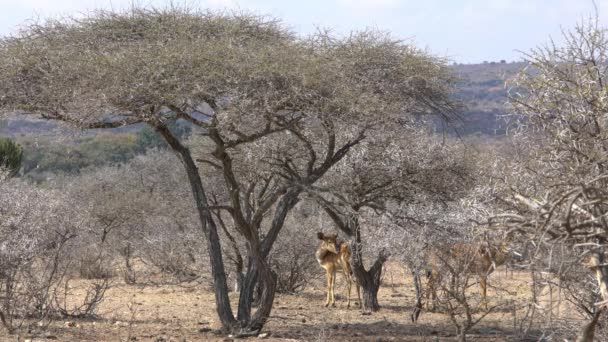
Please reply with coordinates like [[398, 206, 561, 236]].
[[0, 137, 23, 176], [135, 121, 191, 152]]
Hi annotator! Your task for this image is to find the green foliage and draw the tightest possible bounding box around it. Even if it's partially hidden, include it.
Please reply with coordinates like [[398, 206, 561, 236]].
[[19, 133, 139, 180], [0, 137, 23, 176], [135, 121, 191, 152]]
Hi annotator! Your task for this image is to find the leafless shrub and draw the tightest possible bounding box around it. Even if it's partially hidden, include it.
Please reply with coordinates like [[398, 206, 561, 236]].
[[425, 237, 512, 342], [269, 222, 319, 294], [485, 16, 608, 340], [0, 178, 89, 332], [52, 277, 110, 318], [52, 151, 205, 283], [140, 230, 201, 282], [77, 247, 115, 280]]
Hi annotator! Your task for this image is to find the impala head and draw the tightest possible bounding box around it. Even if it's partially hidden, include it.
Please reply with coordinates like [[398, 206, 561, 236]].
[[317, 232, 339, 254], [480, 230, 514, 265]]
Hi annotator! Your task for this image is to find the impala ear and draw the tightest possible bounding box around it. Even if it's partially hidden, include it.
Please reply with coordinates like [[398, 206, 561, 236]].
[[317, 232, 324, 240]]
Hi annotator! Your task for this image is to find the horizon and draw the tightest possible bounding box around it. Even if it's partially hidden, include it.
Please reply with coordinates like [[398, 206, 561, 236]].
[[0, 0, 607, 63]]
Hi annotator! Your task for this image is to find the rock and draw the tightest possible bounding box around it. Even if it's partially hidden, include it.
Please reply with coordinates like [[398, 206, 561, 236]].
[[64, 321, 76, 328], [301, 318, 306, 323], [257, 332, 270, 338]]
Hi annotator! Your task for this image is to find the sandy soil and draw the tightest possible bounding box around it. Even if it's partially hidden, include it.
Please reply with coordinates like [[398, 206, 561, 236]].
[[0, 263, 582, 341]]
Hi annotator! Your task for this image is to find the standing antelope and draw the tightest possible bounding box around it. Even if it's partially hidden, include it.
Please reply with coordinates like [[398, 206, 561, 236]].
[[316, 232, 361, 308], [424, 235, 511, 310]]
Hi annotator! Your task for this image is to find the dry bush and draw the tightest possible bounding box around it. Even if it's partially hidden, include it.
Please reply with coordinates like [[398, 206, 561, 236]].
[[485, 17, 608, 340], [52, 278, 110, 318], [139, 223, 202, 282], [77, 247, 115, 280], [269, 221, 319, 294], [0, 178, 109, 333], [53, 151, 205, 283], [424, 238, 514, 342]]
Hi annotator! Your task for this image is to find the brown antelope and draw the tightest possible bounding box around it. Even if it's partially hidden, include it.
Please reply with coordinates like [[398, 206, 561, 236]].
[[424, 234, 511, 310], [316, 232, 361, 308]]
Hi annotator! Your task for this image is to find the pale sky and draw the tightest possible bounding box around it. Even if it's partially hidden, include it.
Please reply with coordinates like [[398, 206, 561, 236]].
[[0, 0, 606, 63]]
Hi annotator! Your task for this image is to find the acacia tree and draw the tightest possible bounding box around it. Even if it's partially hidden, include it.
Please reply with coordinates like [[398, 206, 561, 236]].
[[491, 18, 608, 340], [0, 7, 457, 333]]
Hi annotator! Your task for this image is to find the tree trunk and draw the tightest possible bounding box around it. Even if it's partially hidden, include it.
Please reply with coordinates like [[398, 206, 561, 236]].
[[361, 280, 381, 312], [237, 258, 257, 322], [247, 245, 277, 331], [155, 124, 237, 331], [235, 248, 278, 332], [214, 210, 244, 293], [260, 189, 300, 257], [235, 272, 245, 293], [237, 190, 300, 321], [576, 309, 602, 342], [351, 241, 389, 312]]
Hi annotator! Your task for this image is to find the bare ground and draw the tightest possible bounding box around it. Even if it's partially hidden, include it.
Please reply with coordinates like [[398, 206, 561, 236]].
[[0, 263, 582, 341]]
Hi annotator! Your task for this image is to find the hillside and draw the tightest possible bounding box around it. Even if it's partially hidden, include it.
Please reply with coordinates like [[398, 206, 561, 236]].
[[0, 62, 525, 139], [0, 61, 525, 181], [450, 61, 526, 136]]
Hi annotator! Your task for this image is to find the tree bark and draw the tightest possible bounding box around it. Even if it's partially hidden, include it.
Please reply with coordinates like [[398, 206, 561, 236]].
[[576, 309, 602, 342], [237, 189, 300, 321], [247, 245, 277, 331], [155, 123, 237, 331], [237, 257, 257, 322], [214, 210, 244, 293], [351, 243, 388, 312]]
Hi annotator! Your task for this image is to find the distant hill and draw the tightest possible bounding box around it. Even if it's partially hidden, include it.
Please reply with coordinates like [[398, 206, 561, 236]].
[[450, 61, 527, 136], [0, 113, 145, 138], [0, 61, 526, 139], [0, 113, 59, 138]]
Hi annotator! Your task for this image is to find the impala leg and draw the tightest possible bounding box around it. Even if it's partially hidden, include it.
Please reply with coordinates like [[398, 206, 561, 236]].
[[331, 270, 336, 307], [425, 272, 436, 310], [480, 276, 488, 310], [346, 271, 352, 309], [325, 269, 332, 307], [356, 280, 361, 308], [428, 286, 437, 311]]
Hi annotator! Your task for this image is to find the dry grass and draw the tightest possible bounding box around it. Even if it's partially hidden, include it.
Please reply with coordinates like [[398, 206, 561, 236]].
[[0, 263, 586, 341]]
